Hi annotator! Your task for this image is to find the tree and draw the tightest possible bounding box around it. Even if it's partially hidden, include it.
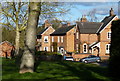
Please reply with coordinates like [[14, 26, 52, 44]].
[[19, 2, 41, 73], [0, 2, 28, 56], [87, 9, 98, 22], [1, 2, 71, 56], [109, 19, 120, 79]]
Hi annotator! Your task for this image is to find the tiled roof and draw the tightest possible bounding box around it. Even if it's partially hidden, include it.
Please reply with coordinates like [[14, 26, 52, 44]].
[[77, 22, 102, 34], [38, 27, 49, 35], [97, 15, 116, 33], [50, 25, 75, 36]]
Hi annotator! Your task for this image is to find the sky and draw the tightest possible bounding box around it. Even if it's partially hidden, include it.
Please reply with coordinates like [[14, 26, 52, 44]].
[[58, 2, 119, 23], [0, 1, 119, 25]]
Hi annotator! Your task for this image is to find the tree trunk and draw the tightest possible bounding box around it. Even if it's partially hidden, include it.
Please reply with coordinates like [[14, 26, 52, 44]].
[[19, 2, 41, 73], [15, 28, 20, 56]]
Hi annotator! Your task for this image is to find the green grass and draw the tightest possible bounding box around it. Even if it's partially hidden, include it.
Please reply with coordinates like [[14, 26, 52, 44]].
[[2, 58, 112, 81]]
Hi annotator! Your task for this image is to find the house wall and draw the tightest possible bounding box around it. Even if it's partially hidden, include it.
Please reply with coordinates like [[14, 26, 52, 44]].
[[80, 34, 98, 53], [41, 27, 55, 51], [99, 16, 118, 58], [74, 26, 80, 52], [50, 36, 67, 51], [66, 27, 75, 52]]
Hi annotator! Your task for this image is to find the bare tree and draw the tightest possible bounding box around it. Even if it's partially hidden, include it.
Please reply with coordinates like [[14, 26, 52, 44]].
[[87, 9, 98, 22], [0, 2, 28, 56]]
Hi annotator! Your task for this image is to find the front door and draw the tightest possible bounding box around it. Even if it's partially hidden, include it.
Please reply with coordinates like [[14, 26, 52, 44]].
[[60, 48, 64, 55]]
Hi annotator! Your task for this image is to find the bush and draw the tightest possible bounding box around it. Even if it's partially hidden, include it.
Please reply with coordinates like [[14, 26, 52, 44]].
[[35, 51, 62, 61]]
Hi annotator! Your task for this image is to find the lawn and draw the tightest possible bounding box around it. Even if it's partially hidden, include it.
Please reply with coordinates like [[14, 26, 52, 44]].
[[2, 58, 112, 81]]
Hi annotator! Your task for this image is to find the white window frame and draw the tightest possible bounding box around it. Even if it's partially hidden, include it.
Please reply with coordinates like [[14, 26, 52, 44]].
[[44, 36, 48, 43], [76, 32, 79, 39], [52, 36, 54, 42], [58, 36, 60, 43], [44, 47, 48, 51], [106, 44, 110, 54], [107, 31, 111, 39], [76, 44, 79, 52], [57, 47, 59, 51], [51, 46, 54, 52], [83, 43, 87, 53], [61, 36, 63, 43]]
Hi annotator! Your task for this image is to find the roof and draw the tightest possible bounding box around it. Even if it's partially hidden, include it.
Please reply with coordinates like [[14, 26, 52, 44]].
[[38, 27, 49, 35], [89, 42, 99, 48], [97, 15, 116, 33], [0, 41, 13, 46], [50, 25, 75, 36], [77, 22, 102, 34]]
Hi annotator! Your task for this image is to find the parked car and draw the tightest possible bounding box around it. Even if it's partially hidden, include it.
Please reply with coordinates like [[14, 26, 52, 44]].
[[79, 55, 101, 63], [64, 56, 74, 61]]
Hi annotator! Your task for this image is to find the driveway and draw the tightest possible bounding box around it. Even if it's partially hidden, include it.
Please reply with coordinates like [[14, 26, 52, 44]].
[[91, 60, 109, 67]]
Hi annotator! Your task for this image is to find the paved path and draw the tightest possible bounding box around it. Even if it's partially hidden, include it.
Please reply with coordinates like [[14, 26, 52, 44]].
[[91, 61, 108, 67]]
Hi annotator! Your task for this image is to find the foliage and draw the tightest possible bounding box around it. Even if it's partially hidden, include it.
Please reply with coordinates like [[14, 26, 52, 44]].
[[109, 19, 120, 78], [2, 27, 15, 44], [2, 57, 115, 80], [36, 51, 61, 56], [53, 42, 57, 52]]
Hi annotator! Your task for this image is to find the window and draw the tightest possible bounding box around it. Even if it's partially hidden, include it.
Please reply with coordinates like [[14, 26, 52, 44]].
[[51, 46, 54, 52], [57, 47, 59, 51], [76, 44, 79, 52], [106, 44, 110, 54], [107, 31, 111, 39], [44, 36, 48, 43], [52, 36, 54, 42], [76, 32, 79, 39], [58, 36, 60, 43], [61, 36, 63, 43], [83, 44, 87, 53], [44, 47, 48, 51]]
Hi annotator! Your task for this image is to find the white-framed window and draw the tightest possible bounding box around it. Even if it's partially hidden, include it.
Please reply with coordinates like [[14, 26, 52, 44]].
[[76, 32, 79, 39], [57, 47, 59, 51], [44, 47, 48, 51], [83, 43, 87, 53], [58, 36, 60, 43], [52, 36, 54, 42], [76, 44, 79, 52], [51, 46, 54, 52], [61, 36, 63, 43], [107, 31, 111, 39], [44, 36, 48, 43], [106, 44, 110, 54]]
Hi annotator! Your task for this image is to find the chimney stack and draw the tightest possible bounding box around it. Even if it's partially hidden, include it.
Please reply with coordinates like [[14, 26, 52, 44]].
[[109, 8, 114, 16], [44, 20, 51, 28], [67, 22, 71, 26], [81, 15, 87, 22]]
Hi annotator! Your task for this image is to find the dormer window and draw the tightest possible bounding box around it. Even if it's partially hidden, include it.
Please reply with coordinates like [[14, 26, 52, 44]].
[[44, 36, 48, 43], [107, 31, 111, 39]]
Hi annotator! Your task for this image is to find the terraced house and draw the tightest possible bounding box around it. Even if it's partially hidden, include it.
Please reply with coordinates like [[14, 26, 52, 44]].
[[37, 8, 119, 60]]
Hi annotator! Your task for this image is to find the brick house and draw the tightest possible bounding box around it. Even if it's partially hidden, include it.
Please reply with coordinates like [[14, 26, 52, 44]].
[[37, 20, 55, 51], [37, 8, 119, 60], [0, 41, 15, 58], [50, 24, 76, 55]]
